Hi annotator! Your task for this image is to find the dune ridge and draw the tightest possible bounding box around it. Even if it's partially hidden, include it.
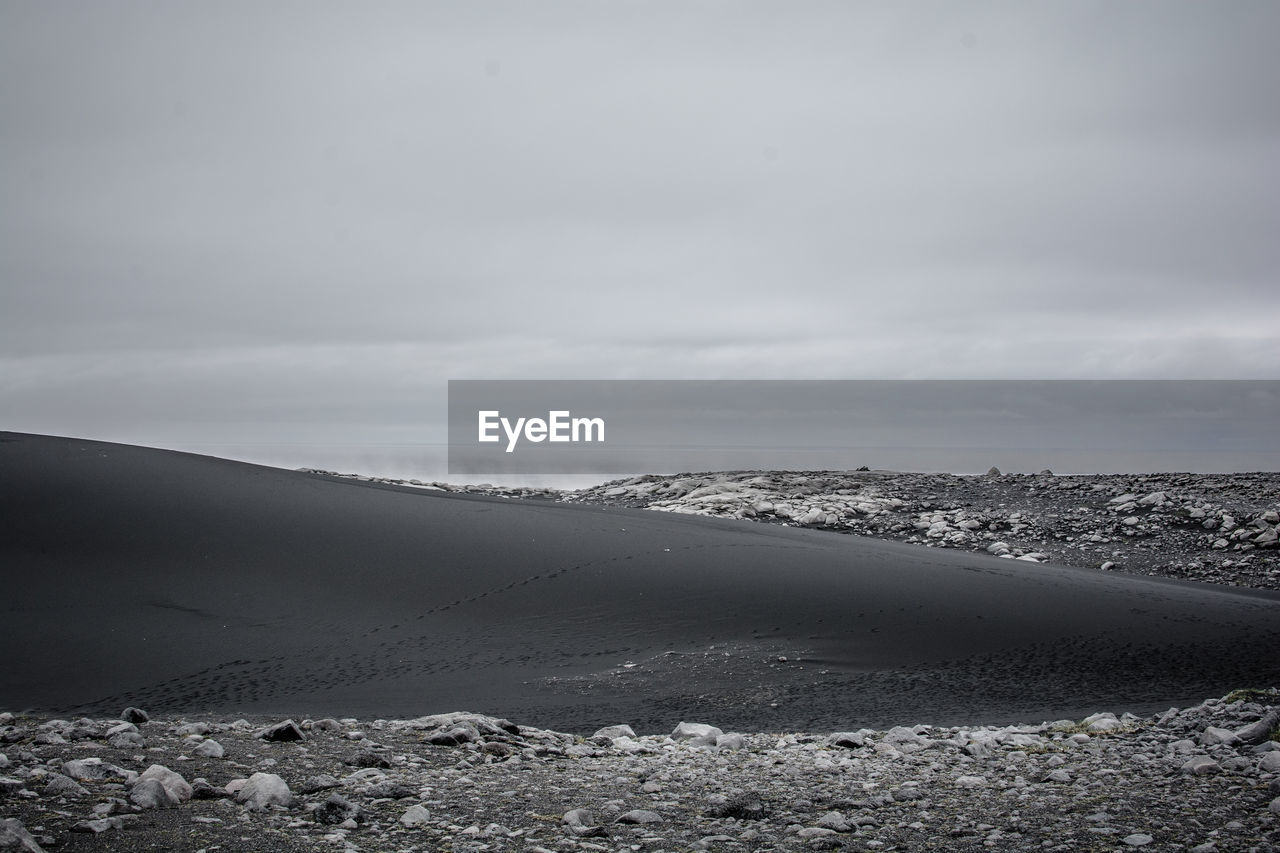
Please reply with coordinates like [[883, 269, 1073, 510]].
[[2, 432, 1278, 733]]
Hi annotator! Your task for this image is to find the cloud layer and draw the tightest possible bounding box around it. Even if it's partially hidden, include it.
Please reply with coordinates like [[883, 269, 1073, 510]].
[[3, 2, 1277, 473]]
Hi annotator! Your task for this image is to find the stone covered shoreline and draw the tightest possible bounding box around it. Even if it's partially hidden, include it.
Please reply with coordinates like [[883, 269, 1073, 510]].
[[3, 691, 1280, 852]]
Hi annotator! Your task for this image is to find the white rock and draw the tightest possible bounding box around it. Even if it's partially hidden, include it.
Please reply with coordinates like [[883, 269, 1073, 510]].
[[400, 804, 432, 826], [129, 778, 179, 809], [1180, 756, 1220, 776], [1123, 834, 1153, 846], [1083, 713, 1122, 732], [193, 739, 224, 759], [234, 772, 295, 810], [0, 818, 44, 853], [1200, 726, 1239, 746], [671, 722, 723, 741], [137, 765, 192, 802], [715, 733, 745, 750], [815, 811, 851, 832], [592, 725, 636, 740]]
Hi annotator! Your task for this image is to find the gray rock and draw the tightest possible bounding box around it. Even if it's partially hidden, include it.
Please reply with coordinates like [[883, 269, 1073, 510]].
[[108, 731, 145, 748], [561, 809, 593, 828], [426, 724, 478, 746], [1123, 834, 1154, 846], [704, 792, 768, 820], [193, 738, 224, 758], [366, 780, 415, 800], [715, 732, 746, 750], [234, 772, 295, 810], [592, 725, 636, 739], [299, 774, 341, 794], [815, 811, 851, 832], [62, 757, 136, 784], [191, 778, 232, 800], [0, 818, 45, 852], [615, 809, 663, 824], [71, 817, 125, 834], [129, 778, 179, 809], [120, 707, 149, 725], [254, 719, 304, 742], [400, 804, 432, 826], [138, 764, 192, 802], [346, 748, 391, 768], [1180, 756, 1220, 776], [314, 793, 363, 825], [671, 722, 723, 741], [1200, 726, 1239, 746], [1258, 751, 1280, 773], [44, 773, 89, 798]]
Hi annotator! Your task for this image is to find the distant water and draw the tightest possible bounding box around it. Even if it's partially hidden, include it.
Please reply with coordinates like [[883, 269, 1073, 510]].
[[173, 442, 1280, 491]]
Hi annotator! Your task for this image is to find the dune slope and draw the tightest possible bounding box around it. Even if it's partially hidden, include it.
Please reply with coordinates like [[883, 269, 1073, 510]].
[[2, 432, 1277, 732]]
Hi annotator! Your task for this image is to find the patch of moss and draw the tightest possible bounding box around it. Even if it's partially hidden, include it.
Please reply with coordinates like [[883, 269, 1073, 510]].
[[1223, 687, 1280, 705]]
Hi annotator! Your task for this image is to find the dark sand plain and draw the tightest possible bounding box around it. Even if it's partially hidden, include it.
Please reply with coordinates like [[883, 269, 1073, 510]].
[[2, 432, 1278, 733]]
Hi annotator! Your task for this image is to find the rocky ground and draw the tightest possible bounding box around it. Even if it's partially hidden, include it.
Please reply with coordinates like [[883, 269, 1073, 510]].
[[3, 692, 1279, 853], [319, 469, 1280, 591], [560, 470, 1280, 591]]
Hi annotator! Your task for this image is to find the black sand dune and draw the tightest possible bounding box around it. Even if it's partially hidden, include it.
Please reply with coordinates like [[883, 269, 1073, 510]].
[[2, 432, 1278, 733]]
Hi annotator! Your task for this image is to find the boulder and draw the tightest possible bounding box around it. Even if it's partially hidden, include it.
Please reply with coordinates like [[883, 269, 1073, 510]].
[[234, 772, 295, 810], [120, 707, 149, 725], [138, 764, 192, 802], [129, 778, 179, 809], [254, 720, 304, 742], [0, 818, 45, 852], [193, 739, 224, 758], [671, 722, 723, 741]]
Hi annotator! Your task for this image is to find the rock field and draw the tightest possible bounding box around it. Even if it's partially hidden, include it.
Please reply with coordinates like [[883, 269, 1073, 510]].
[[562, 470, 1280, 591], [3, 691, 1280, 852]]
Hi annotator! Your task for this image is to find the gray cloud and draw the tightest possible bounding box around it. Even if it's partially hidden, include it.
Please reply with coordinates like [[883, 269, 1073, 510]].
[[2, 1, 1277, 474]]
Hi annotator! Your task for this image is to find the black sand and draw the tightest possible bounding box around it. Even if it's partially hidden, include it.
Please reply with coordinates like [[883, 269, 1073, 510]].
[[2, 432, 1278, 733]]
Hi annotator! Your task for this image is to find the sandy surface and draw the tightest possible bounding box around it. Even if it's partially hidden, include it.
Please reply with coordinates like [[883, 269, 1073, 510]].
[[2, 432, 1279, 733]]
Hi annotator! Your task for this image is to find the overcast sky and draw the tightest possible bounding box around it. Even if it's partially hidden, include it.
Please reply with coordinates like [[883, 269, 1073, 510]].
[[2, 2, 1277, 478]]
